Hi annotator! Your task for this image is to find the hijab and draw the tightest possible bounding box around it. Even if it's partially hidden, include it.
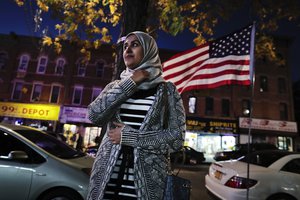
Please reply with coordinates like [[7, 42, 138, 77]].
[[120, 31, 165, 90]]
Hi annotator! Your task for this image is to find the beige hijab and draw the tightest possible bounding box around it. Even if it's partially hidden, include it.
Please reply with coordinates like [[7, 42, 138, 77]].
[[120, 31, 165, 90]]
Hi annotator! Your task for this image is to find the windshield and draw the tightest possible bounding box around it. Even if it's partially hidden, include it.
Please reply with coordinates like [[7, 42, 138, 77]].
[[239, 151, 293, 167], [16, 130, 85, 159]]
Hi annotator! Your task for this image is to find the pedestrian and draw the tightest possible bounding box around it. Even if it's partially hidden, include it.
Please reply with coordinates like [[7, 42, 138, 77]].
[[86, 31, 186, 200], [76, 126, 84, 151]]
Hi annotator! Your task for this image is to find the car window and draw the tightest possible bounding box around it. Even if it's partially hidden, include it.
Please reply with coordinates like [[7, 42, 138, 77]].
[[15, 130, 85, 159], [0, 130, 45, 164], [281, 158, 300, 174], [239, 151, 291, 167]]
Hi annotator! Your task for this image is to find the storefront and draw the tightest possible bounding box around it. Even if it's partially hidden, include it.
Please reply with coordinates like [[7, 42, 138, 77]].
[[239, 117, 298, 151], [185, 116, 238, 162], [0, 101, 60, 130], [59, 106, 102, 149]]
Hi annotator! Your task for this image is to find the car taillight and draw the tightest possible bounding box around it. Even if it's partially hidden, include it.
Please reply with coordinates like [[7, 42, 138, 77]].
[[225, 176, 257, 189]]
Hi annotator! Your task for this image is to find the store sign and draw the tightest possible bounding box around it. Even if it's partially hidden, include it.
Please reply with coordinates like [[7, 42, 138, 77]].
[[239, 117, 298, 133], [60, 106, 91, 123], [0, 102, 60, 120], [186, 117, 238, 134]]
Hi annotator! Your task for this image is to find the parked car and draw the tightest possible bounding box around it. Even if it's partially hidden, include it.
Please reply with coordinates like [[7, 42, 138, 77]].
[[206, 150, 300, 200], [170, 146, 205, 165], [213, 143, 278, 161], [0, 122, 94, 200]]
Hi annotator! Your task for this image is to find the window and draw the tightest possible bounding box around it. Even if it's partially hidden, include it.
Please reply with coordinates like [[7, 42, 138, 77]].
[[281, 158, 300, 174], [55, 58, 65, 75], [259, 76, 268, 92], [96, 60, 105, 77], [278, 78, 287, 94], [18, 54, 30, 71], [188, 96, 197, 113], [72, 86, 83, 105], [205, 97, 214, 115], [50, 85, 60, 103], [0, 51, 8, 70], [12, 82, 23, 100], [242, 99, 251, 116], [37, 56, 48, 74], [31, 84, 42, 102], [77, 60, 86, 76], [221, 99, 230, 117], [279, 103, 288, 120], [91, 88, 102, 102]]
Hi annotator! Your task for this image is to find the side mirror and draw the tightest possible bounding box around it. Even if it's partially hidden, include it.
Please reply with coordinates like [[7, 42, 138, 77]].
[[8, 151, 28, 161]]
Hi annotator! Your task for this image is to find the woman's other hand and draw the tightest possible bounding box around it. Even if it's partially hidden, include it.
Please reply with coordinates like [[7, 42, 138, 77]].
[[108, 122, 125, 144]]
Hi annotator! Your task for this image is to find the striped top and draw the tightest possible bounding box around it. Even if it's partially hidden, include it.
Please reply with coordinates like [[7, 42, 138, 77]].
[[120, 87, 157, 129]]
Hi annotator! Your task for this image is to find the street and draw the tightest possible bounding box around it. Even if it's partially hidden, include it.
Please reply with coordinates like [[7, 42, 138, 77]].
[[173, 163, 214, 200]]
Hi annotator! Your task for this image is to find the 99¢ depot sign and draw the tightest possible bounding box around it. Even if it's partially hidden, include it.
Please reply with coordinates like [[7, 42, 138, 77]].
[[0, 102, 60, 121]]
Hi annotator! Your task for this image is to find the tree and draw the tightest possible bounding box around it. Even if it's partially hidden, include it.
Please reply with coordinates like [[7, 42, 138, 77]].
[[15, 0, 300, 69]]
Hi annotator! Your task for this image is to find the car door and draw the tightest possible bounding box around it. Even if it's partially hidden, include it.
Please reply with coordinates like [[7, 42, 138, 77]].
[[0, 130, 38, 200]]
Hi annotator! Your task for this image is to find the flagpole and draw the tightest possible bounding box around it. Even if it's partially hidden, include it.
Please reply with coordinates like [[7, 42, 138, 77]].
[[246, 22, 256, 200]]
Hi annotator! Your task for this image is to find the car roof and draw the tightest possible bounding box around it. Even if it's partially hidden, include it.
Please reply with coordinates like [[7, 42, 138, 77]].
[[0, 122, 41, 131]]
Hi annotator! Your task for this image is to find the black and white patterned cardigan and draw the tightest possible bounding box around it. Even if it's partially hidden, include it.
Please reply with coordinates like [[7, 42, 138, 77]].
[[86, 77, 186, 200]]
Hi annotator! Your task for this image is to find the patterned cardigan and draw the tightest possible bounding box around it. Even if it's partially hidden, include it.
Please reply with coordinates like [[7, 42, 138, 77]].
[[86, 77, 186, 200]]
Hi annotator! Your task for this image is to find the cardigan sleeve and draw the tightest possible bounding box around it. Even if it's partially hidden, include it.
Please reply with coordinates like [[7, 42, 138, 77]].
[[121, 82, 185, 154], [87, 77, 137, 126]]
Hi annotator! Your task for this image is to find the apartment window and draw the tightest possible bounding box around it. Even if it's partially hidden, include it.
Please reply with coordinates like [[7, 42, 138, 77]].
[[259, 76, 268, 92], [55, 58, 65, 75], [205, 97, 214, 115], [31, 84, 42, 102], [96, 60, 105, 77], [73, 86, 83, 105], [91, 88, 102, 102], [18, 54, 30, 71], [0, 51, 8, 70], [242, 99, 251, 116], [221, 99, 230, 117], [77, 60, 86, 76], [279, 103, 288, 120], [12, 82, 23, 100], [278, 78, 287, 94], [188, 96, 197, 113], [50, 85, 60, 103], [37, 56, 48, 74]]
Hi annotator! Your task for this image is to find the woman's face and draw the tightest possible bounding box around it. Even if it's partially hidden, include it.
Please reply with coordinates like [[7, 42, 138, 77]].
[[123, 34, 144, 69]]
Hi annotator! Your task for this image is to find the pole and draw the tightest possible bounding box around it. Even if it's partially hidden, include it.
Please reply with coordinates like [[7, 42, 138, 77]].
[[246, 22, 256, 200]]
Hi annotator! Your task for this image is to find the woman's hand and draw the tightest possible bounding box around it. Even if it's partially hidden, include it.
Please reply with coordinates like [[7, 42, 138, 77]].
[[131, 69, 150, 84], [108, 122, 125, 144]]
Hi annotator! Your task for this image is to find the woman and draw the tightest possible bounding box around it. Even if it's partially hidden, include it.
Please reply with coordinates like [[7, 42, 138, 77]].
[[87, 31, 186, 200]]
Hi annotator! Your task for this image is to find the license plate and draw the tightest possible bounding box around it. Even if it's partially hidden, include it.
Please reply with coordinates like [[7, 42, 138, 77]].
[[214, 170, 223, 180], [190, 159, 197, 164]]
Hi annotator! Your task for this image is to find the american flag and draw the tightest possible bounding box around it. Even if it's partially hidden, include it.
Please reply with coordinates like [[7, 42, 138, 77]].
[[162, 25, 255, 94]]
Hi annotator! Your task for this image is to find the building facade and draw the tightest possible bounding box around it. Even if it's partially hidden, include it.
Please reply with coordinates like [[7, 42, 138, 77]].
[[0, 33, 298, 157]]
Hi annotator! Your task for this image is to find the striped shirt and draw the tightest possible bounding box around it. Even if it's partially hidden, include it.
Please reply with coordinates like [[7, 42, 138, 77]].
[[103, 87, 157, 200]]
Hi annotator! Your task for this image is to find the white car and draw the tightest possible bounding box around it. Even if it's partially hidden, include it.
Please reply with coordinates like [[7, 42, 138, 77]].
[[0, 122, 94, 200], [205, 150, 300, 200]]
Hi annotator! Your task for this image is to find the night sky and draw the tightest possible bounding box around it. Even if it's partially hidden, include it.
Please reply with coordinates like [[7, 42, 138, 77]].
[[1, 0, 299, 81]]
